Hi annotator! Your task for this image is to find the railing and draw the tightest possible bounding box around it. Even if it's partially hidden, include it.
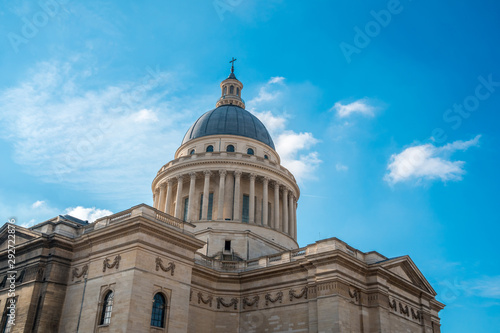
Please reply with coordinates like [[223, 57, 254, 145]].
[[155, 211, 184, 230], [91, 205, 191, 234], [194, 247, 308, 272]]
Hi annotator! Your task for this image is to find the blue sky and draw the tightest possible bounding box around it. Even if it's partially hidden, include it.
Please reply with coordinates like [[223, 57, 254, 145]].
[[1, 0, 499, 331]]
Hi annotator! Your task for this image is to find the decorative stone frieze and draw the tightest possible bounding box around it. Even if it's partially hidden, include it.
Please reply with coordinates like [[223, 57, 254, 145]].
[[155, 257, 175, 276], [72, 265, 88, 281], [102, 254, 121, 272]]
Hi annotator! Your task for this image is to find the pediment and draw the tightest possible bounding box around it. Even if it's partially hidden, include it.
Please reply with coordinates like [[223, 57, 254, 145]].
[[378, 256, 436, 295], [0, 224, 42, 252]]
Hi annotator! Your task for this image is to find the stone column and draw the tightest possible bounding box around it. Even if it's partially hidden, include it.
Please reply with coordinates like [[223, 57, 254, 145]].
[[223, 171, 233, 219], [153, 188, 159, 208], [217, 170, 226, 220], [165, 178, 173, 214], [174, 175, 184, 219], [288, 193, 294, 237], [158, 182, 167, 212], [187, 172, 197, 221], [233, 171, 242, 221], [249, 173, 256, 223], [283, 187, 289, 234], [293, 199, 298, 239], [274, 182, 280, 230], [262, 177, 269, 226], [201, 171, 211, 220]]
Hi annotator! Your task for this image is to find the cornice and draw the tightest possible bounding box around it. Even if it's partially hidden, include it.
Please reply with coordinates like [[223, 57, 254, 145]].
[[152, 158, 300, 198]]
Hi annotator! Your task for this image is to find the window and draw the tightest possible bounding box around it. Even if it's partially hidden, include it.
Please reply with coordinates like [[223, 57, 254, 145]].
[[264, 155, 268, 160], [242, 195, 249, 223], [199, 193, 214, 220], [1, 297, 17, 333], [99, 291, 114, 326], [224, 240, 231, 251], [223, 86, 227, 95], [189, 149, 195, 155], [230, 85, 234, 94], [183, 198, 189, 222], [151, 293, 166, 328], [226, 145, 235, 152], [247, 148, 254, 155], [206, 145, 214, 152], [236, 87, 240, 96]]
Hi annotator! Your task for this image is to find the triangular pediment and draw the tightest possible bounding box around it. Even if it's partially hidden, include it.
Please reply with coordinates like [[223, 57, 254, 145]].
[[0, 224, 42, 251], [377, 256, 436, 295]]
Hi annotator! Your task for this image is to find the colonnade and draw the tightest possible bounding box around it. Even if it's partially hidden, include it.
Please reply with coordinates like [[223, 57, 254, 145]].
[[153, 170, 297, 239]]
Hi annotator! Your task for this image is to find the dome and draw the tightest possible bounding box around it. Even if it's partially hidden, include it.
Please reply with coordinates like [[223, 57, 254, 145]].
[[182, 105, 275, 149]]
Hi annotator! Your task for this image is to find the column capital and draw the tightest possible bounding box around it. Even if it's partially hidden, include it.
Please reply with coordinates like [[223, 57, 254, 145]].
[[234, 170, 242, 177], [189, 172, 197, 179], [219, 169, 227, 177], [154, 188, 160, 194], [167, 178, 174, 185], [176, 175, 184, 181], [281, 185, 289, 193], [273, 181, 281, 189], [249, 173, 257, 180], [204, 170, 212, 177], [159, 181, 167, 188], [262, 176, 270, 184]]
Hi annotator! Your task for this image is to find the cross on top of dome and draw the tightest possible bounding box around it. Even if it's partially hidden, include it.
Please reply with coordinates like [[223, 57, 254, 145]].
[[216, 58, 245, 109]]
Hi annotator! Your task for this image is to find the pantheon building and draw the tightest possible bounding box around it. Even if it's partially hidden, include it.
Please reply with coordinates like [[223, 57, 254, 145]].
[[0, 64, 444, 332]]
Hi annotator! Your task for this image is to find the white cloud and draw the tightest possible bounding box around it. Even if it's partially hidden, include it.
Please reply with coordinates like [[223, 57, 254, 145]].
[[65, 206, 113, 222], [336, 163, 348, 172], [332, 99, 376, 118], [250, 110, 286, 133], [248, 76, 285, 104], [32, 200, 45, 208], [246, 77, 321, 182], [275, 131, 321, 180], [0, 61, 190, 201], [384, 135, 481, 184], [268, 76, 285, 84], [131, 109, 158, 123]]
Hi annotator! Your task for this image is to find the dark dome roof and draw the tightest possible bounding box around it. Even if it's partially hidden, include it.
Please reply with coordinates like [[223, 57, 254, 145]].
[[182, 105, 275, 149]]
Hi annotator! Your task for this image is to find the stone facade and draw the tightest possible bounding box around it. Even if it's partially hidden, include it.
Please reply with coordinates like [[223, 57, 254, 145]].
[[0, 67, 444, 332]]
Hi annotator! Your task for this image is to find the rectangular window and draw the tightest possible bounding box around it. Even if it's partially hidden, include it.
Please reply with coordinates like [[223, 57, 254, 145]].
[[224, 240, 231, 251], [1, 297, 17, 333], [199, 193, 214, 220], [242, 195, 249, 223], [183, 197, 189, 222]]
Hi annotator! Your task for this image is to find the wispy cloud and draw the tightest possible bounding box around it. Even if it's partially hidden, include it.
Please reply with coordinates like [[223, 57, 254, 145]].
[[250, 76, 285, 104], [247, 77, 321, 181], [0, 60, 190, 201], [384, 135, 481, 184], [332, 98, 377, 118], [336, 163, 349, 172]]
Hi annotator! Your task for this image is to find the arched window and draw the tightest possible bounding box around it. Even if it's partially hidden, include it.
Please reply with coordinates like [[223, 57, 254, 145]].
[[236, 87, 240, 96], [206, 145, 214, 152], [223, 86, 227, 95], [230, 86, 234, 94], [226, 145, 235, 152], [189, 149, 195, 155], [151, 293, 166, 328], [99, 291, 114, 325], [264, 154, 269, 160], [247, 148, 254, 155]]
